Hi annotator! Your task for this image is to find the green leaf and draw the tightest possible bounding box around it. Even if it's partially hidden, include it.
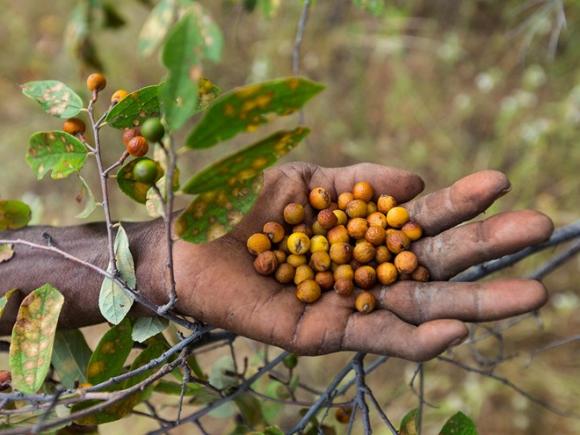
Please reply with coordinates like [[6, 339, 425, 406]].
[[0, 200, 32, 231], [86, 318, 132, 385], [77, 336, 167, 425], [138, 0, 177, 57], [197, 77, 222, 111], [117, 157, 164, 204], [185, 77, 324, 149], [98, 225, 136, 325], [182, 127, 309, 194], [0, 289, 19, 319], [234, 393, 265, 428], [159, 11, 201, 132], [51, 329, 92, 389], [439, 411, 478, 435], [176, 175, 263, 244], [154, 380, 209, 397], [26, 131, 88, 180], [9, 284, 64, 394], [0, 244, 14, 264], [21, 80, 83, 119], [75, 175, 97, 219], [105, 85, 162, 129], [209, 355, 237, 390], [132, 316, 169, 343], [263, 427, 285, 435], [182, 3, 223, 62], [400, 408, 419, 435], [101, 2, 126, 29]]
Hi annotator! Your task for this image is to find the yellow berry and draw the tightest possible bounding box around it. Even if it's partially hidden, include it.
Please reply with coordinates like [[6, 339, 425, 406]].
[[402, 221, 423, 241], [111, 89, 129, 104], [346, 199, 368, 218], [247, 233, 271, 255], [377, 194, 397, 213], [287, 232, 310, 255], [310, 235, 329, 253], [334, 264, 354, 281], [275, 263, 295, 284], [312, 221, 327, 236], [296, 279, 321, 303], [283, 203, 305, 225], [333, 209, 348, 225], [294, 264, 315, 285], [386, 206, 410, 228], [287, 254, 307, 268], [376, 262, 397, 285]]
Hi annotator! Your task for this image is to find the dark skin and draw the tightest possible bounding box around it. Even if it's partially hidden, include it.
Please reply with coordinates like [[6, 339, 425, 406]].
[[0, 163, 554, 361]]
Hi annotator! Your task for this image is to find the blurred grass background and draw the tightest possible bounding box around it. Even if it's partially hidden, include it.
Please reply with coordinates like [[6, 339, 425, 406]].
[[1, 0, 579, 433]]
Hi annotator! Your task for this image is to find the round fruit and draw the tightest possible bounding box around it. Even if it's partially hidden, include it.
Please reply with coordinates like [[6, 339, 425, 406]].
[[283, 353, 298, 369], [329, 242, 352, 264], [122, 128, 140, 146], [310, 251, 331, 272], [283, 203, 305, 225], [317, 208, 338, 230], [263, 221, 285, 243], [335, 406, 353, 424], [315, 271, 334, 290], [279, 236, 290, 253], [412, 265, 430, 282], [345, 199, 368, 218], [327, 225, 349, 244], [126, 136, 149, 157], [376, 262, 398, 285], [296, 279, 321, 303], [375, 246, 392, 264], [386, 206, 410, 228], [354, 265, 376, 289], [275, 263, 295, 284], [334, 264, 354, 281], [367, 211, 387, 228], [253, 251, 278, 275], [334, 278, 354, 296], [294, 264, 315, 285], [386, 230, 411, 254], [347, 218, 368, 239], [337, 192, 354, 210], [312, 221, 327, 236], [333, 209, 348, 225], [402, 221, 423, 241], [273, 250, 287, 264], [141, 117, 165, 143], [365, 225, 386, 246], [353, 181, 374, 202], [292, 223, 313, 236], [246, 233, 271, 255], [377, 194, 397, 213], [63, 118, 86, 135], [310, 235, 329, 253], [287, 232, 310, 255], [111, 89, 129, 104], [353, 241, 376, 264], [394, 251, 418, 274], [287, 254, 307, 268], [355, 291, 377, 313], [86, 73, 107, 92], [309, 187, 331, 210], [133, 159, 159, 184]]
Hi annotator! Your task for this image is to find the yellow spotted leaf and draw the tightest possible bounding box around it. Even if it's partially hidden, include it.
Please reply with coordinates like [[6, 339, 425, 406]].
[[9, 284, 64, 394]]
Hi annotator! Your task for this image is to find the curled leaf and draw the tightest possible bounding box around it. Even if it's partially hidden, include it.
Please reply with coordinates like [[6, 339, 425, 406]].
[[117, 158, 164, 204], [76, 175, 97, 219], [0, 289, 19, 319], [0, 200, 31, 231]]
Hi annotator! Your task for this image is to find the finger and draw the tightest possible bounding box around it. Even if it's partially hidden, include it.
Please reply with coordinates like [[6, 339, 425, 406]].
[[404, 170, 511, 236], [375, 279, 548, 325], [309, 163, 425, 203], [341, 311, 467, 361], [413, 210, 554, 280]]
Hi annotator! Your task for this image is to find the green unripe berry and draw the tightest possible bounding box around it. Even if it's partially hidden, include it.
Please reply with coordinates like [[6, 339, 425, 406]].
[[141, 118, 165, 142], [133, 159, 158, 184], [283, 353, 298, 369]]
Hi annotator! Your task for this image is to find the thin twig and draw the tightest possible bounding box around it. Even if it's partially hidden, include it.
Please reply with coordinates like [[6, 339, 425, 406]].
[[293, 0, 312, 124], [352, 353, 371, 435], [528, 239, 580, 280]]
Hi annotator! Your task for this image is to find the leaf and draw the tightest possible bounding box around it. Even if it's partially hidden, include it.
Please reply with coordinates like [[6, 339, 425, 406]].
[[185, 77, 324, 149], [439, 411, 478, 435], [75, 175, 97, 219], [105, 85, 162, 129], [77, 336, 168, 425], [176, 175, 263, 244], [182, 3, 223, 62], [98, 225, 136, 325], [154, 380, 221, 403], [0, 200, 32, 231], [0, 244, 14, 264], [132, 316, 169, 343], [101, 2, 126, 29], [51, 329, 92, 389], [9, 284, 64, 394], [197, 77, 222, 111], [117, 157, 164, 204], [26, 131, 88, 180], [400, 408, 419, 435], [138, 0, 177, 57], [159, 11, 201, 132], [209, 355, 237, 390], [0, 289, 19, 319], [234, 393, 265, 428], [182, 127, 309, 194], [65, 2, 104, 71], [21, 81, 83, 119], [86, 318, 132, 385]]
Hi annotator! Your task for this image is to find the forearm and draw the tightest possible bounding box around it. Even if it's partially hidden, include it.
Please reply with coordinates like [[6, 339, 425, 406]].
[[0, 221, 164, 335]]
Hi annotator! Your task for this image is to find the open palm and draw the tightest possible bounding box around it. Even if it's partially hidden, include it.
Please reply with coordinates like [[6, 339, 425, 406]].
[[172, 162, 553, 361]]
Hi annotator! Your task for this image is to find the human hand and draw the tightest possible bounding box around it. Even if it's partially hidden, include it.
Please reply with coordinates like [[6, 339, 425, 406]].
[[172, 162, 553, 361]]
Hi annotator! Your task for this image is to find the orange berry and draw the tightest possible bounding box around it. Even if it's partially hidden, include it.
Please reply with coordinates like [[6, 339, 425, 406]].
[[283, 203, 305, 225], [273, 250, 287, 264], [353, 241, 376, 264], [253, 251, 278, 275], [327, 225, 349, 244], [86, 72, 107, 92], [376, 262, 398, 285], [263, 221, 285, 243], [367, 201, 377, 215], [354, 265, 376, 289], [309, 187, 331, 210], [352, 181, 374, 202], [334, 264, 354, 281], [275, 263, 295, 284], [355, 291, 376, 313], [317, 208, 338, 230], [312, 221, 327, 236], [63, 118, 86, 135], [335, 406, 353, 424], [295, 279, 321, 303], [386, 230, 411, 254], [394, 251, 418, 274], [367, 211, 387, 228], [310, 251, 331, 272], [377, 194, 397, 213], [346, 199, 368, 218], [111, 89, 129, 104], [329, 242, 353, 265], [412, 265, 430, 282], [334, 278, 354, 296], [347, 218, 368, 239], [402, 221, 423, 241], [247, 233, 271, 255], [292, 223, 313, 237], [287, 254, 307, 268], [365, 225, 386, 246], [386, 206, 410, 228], [122, 128, 140, 146], [126, 136, 149, 157], [338, 192, 354, 210], [375, 246, 392, 264], [315, 271, 334, 290]]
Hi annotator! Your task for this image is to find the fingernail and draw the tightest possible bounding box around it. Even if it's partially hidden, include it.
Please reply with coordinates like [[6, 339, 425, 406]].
[[450, 336, 467, 347]]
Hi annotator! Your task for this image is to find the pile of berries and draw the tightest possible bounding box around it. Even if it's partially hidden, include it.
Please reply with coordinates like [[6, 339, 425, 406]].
[[246, 182, 429, 314]]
